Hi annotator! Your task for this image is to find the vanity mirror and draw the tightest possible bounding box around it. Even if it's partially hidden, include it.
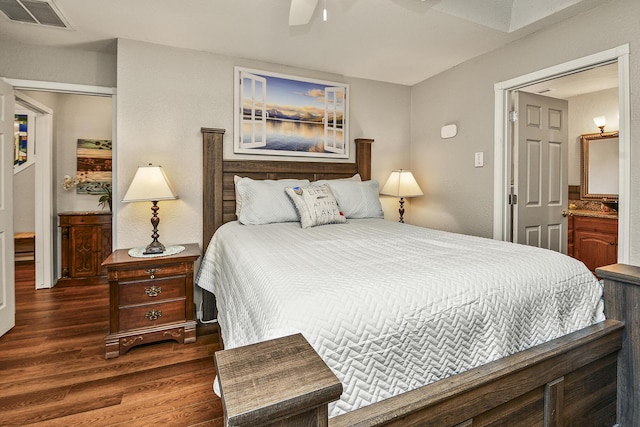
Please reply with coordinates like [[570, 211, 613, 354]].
[[580, 131, 619, 201]]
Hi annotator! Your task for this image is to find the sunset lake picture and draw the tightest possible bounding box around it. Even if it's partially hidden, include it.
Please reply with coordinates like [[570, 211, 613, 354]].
[[235, 67, 348, 158]]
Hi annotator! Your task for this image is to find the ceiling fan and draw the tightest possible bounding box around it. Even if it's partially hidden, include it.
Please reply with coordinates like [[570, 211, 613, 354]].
[[289, 0, 320, 26]]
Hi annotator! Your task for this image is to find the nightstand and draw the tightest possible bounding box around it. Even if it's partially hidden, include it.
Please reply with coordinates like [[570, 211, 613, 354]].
[[103, 243, 201, 359]]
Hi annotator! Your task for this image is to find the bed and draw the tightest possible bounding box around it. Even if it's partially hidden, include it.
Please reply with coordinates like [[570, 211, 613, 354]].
[[198, 128, 638, 426]]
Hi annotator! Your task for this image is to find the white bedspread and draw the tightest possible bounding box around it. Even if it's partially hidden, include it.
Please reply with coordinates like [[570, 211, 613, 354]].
[[196, 219, 605, 417]]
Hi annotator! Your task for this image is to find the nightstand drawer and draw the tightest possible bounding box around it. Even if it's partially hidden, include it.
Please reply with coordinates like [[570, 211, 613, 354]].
[[114, 263, 189, 281], [119, 300, 186, 331], [119, 276, 186, 306]]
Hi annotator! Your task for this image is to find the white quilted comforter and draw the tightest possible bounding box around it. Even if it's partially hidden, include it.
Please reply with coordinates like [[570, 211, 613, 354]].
[[196, 219, 605, 418]]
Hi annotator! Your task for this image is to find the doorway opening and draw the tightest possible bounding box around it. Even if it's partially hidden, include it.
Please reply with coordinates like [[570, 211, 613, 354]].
[[493, 45, 630, 264], [14, 91, 53, 289], [6, 78, 116, 290]]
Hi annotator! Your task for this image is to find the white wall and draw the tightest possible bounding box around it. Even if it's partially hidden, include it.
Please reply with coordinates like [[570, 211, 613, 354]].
[[54, 94, 113, 212], [345, 77, 412, 220], [115, 39, 411, 251], [13, 164, 35, 233], [18, 91, 113, 213], [567, 88, 619, 185], [410, 0, 640, 264], [0, 39, 116, 88]]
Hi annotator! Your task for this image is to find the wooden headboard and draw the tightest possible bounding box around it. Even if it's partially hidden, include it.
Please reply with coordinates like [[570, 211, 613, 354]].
[[201, 127, 374, 251]]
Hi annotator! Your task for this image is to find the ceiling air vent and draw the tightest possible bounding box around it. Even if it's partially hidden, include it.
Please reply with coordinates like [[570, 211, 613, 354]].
[[0, 0, 69, 28]]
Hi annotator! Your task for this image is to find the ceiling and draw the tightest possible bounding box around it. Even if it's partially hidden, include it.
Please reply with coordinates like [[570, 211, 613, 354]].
[[520, 62, 619, 99], [0, 0, 606, 86]]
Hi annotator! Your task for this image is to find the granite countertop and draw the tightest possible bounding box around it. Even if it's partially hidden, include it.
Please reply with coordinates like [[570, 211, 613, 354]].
[[568, 209, 618, 219]]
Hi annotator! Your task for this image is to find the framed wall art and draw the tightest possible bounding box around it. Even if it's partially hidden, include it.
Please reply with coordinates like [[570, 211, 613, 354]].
[[14, 110, 36, 174], [234, 67, 349, 159], [75, 138, 112, 195]]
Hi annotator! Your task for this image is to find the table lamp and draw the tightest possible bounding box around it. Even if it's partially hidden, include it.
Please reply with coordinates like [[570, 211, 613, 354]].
[[122, 164, 178, 254], [380, 169, 423, 223]]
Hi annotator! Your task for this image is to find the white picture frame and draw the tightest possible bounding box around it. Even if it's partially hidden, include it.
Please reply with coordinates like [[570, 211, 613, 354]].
[[234, 66, 349, 159]]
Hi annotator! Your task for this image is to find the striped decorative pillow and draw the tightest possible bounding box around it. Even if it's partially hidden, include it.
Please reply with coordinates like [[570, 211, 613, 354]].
[[285, 184, 347, 228]]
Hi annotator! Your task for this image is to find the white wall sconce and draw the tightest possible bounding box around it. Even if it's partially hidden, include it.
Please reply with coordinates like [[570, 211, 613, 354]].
[[593, 116, 606, 135]]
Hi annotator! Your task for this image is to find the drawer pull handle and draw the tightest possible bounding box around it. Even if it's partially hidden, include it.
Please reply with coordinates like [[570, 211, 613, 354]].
[[145, 309, 162, 321], [145, 268, 161, 279], [145, 285, 162, 297]]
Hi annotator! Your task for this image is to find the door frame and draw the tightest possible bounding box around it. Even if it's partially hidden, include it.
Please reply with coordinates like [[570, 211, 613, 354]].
[[493, 44, 630, 264], [2, 78, 117, 285], [14, 91, 54, 288]]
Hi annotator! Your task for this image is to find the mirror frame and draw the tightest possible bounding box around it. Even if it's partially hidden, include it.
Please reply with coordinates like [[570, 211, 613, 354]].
[[580, 131, 619, 201]]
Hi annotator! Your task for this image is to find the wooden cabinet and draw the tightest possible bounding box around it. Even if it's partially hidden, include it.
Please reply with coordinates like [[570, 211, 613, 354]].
[[58, 211, 112, 286], [102, 243, 200, 359], [569, 214, 617, 275]]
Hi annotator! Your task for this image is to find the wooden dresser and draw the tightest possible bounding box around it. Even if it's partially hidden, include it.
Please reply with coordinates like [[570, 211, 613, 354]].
[[58, 211, 112, 286], [568, 212, 618, 276], [102, 243, 200, 359]]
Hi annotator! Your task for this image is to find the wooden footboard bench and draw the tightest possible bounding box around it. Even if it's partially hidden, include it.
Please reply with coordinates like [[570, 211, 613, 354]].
[[598, 263, 640, 426], [216, 320, 622, 427]]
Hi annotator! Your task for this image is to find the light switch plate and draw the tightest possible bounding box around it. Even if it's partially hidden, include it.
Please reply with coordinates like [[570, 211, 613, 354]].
[[474, 152, 484, 167]]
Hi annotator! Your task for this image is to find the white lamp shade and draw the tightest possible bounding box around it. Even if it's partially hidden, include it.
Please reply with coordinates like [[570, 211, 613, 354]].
[[380, 170, 423, 198], [122, 165, 178, 202], [593, 116, 606, 128]]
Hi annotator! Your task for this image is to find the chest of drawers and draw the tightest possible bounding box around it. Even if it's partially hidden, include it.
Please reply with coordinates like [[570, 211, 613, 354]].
[[58, 211, 112, 286], [103, 243, 201, 358]]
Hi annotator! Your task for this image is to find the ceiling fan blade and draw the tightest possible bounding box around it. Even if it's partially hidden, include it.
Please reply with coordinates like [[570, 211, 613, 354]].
[[289, 0, 319, 26]]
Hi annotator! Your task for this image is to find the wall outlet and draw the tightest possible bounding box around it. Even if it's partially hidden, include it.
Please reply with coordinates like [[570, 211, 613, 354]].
[[475, 151, 484, 167]]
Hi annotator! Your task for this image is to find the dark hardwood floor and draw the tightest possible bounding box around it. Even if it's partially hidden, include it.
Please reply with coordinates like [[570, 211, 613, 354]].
[[1, 261, 224, 426]]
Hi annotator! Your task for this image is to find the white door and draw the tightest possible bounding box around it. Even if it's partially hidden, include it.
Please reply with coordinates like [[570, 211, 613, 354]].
[[323, 86, 346, 154], [513, 91, 568, 252], [239, 71, 267, 149], [0, 79, 15, 337]]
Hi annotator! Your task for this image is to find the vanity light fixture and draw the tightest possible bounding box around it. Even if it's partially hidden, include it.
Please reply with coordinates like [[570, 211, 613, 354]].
[[593, 116, 606, 135]]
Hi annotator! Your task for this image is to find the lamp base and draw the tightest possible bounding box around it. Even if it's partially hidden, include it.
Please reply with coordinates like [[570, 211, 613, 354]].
[[143, 240, 166, 255], [143, 200, 165, 254], [398, 197, 405, 223]]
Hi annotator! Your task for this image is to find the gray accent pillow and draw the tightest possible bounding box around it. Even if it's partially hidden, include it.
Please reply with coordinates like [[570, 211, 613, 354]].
[[285, 184, 347, 228], [325, 180, 384, 219]]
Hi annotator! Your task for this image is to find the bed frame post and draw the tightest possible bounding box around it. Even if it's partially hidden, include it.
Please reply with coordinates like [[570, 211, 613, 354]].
[[355, 138, 374, 181], [201, 127, 226, 252], [597, 263, 640, 427]]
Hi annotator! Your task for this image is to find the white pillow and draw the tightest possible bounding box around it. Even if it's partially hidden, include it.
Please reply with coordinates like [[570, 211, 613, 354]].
[[235, 177, 311, 225], [285, 185, 347, 228], [312, 173, 361, 187], [233, 175, 243, 217], [325, 180, 384, 219]]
